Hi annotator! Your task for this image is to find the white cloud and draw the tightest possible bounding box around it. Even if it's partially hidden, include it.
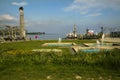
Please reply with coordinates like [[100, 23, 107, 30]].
[[86, 13, 102, 17], [12, 1, 28, 6], [64, 0, 120, 16], [0, 14, 17, 20], [0, 14, 19, 26]]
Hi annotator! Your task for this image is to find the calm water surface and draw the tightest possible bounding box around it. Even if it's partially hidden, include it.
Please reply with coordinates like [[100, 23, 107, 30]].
[[27, 33, 66, 40]]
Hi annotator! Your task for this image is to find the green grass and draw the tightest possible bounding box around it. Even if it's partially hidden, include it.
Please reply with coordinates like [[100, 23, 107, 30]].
[[0, 40, 120, 80]]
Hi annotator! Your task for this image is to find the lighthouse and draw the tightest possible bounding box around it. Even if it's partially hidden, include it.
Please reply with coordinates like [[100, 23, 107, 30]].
[[19, 7, 26, 39]]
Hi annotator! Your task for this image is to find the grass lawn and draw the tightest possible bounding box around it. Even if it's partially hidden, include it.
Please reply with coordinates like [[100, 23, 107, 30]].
[[0, 40, 120, 80]]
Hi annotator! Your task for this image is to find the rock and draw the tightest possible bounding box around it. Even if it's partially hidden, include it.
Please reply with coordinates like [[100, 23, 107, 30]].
[[46, 75, 51, 79], [75, 75, 82, 80]]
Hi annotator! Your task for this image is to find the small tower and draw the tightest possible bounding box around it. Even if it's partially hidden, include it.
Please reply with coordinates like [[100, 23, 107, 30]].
[[86, 28, 89, 35], [19, 7, 26, 39], [73, 24, 77, 35], [101, 27, 103, 34], [73, 24, 77, 38]]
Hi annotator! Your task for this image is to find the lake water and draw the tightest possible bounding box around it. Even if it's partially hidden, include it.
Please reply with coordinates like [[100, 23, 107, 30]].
[[27, 33, 66, 40]]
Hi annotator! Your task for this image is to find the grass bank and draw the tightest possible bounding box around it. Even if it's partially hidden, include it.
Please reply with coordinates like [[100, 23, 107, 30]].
[[0, 40, 120, 80]]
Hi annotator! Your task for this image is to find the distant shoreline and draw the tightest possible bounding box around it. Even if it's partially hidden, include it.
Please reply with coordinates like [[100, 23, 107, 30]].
[[26, 32, 45, 35]]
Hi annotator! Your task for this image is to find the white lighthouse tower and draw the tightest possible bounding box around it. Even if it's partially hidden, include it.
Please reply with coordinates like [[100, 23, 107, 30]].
[[19, 7, 26, 39]]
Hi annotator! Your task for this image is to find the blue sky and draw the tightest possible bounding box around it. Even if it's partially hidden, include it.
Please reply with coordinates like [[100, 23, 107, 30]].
[[0, 0, 120, 34]]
